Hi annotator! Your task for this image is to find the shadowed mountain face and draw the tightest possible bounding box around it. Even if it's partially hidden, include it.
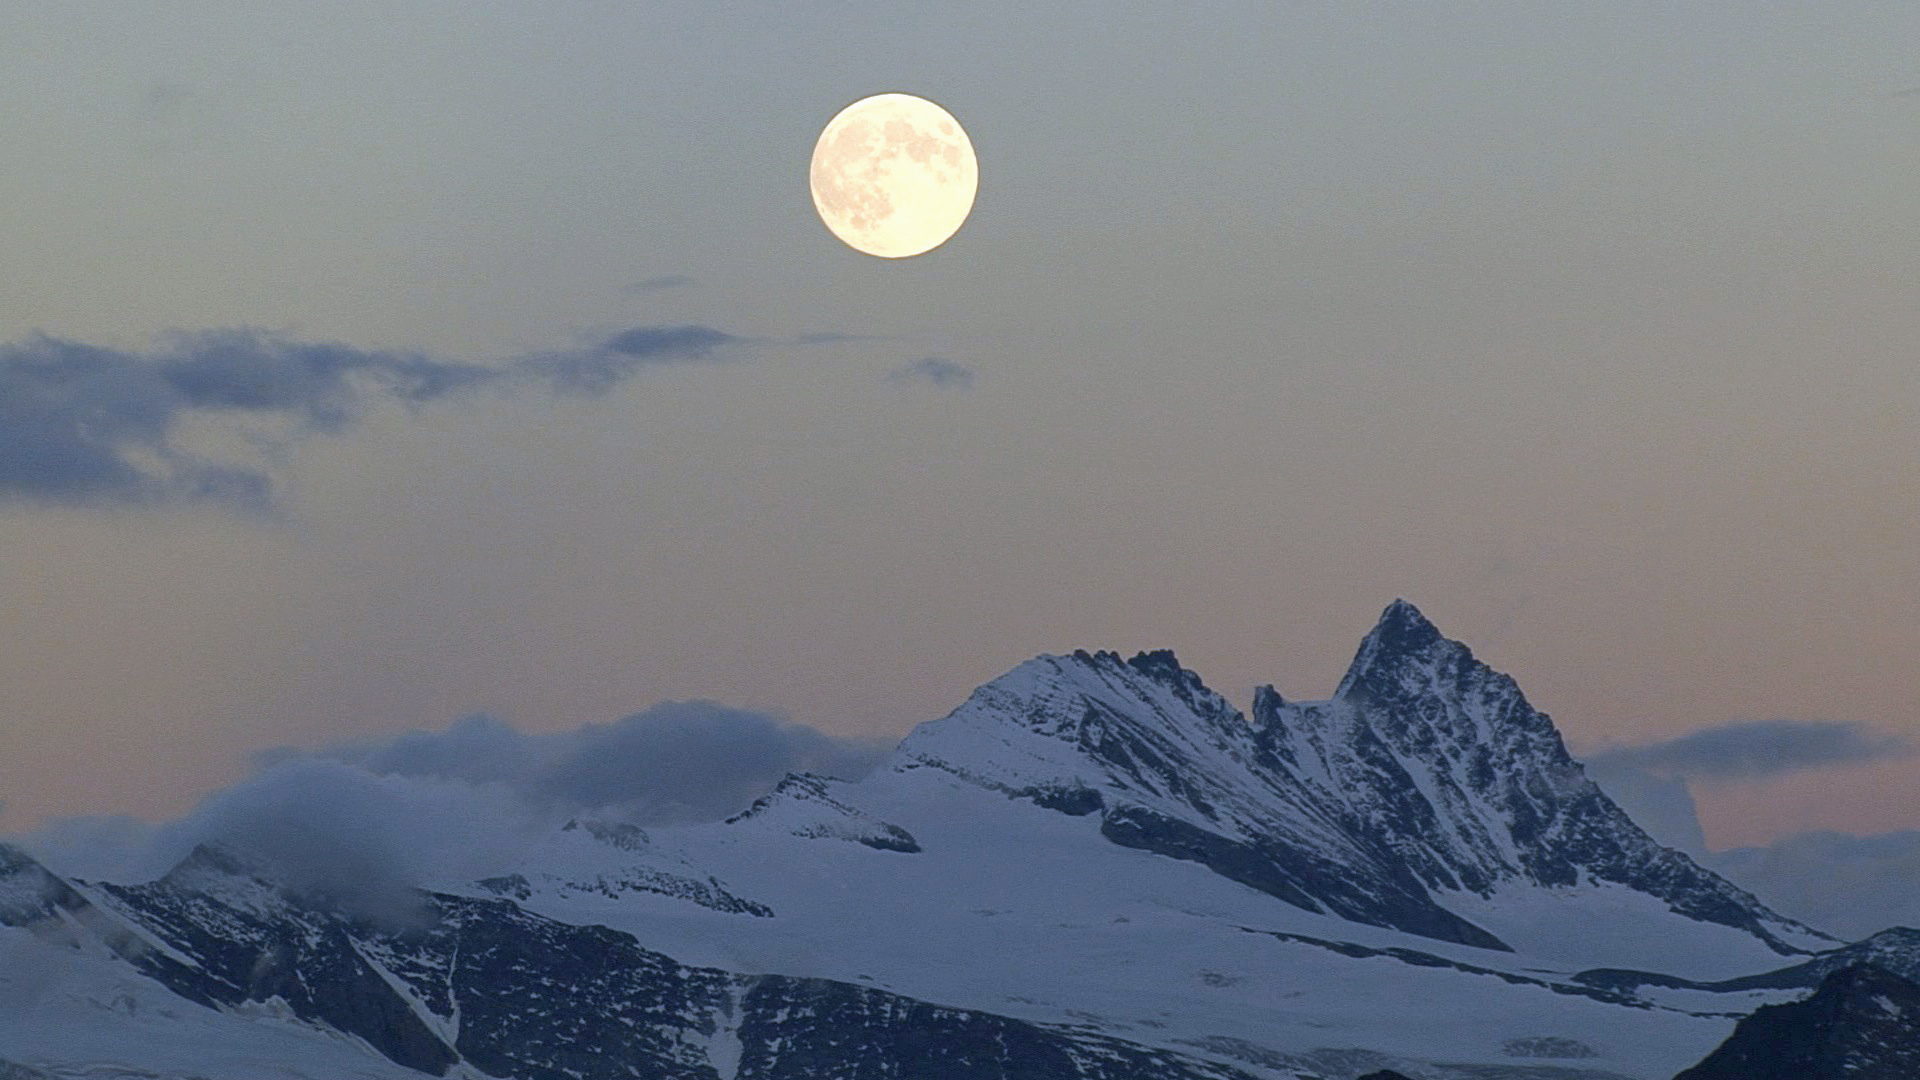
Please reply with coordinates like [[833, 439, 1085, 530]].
[[1673, 964, 1920, 1080], [895, 641, 1511, 950], [1258, 602, 1821, 952], [898, 600, 1824, 955]]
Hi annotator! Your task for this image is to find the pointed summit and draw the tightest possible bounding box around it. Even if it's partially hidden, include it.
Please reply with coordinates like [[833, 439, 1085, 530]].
[[1375, 597, 1442, 649], [1261, 601, 1834, 958], [894, 646, 1513, 950], [0, 841, 90, 932], [161, 842, 262, 885], [1334, 598, 1455, 702], [884, 603, 1833, 959]]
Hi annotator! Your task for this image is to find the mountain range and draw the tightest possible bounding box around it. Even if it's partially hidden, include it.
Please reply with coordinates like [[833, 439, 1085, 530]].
[[1, 600, 1907, 1079]]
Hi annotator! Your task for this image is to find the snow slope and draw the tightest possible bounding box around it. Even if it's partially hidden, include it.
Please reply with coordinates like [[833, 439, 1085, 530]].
[[0, 601, 1859, 1080]]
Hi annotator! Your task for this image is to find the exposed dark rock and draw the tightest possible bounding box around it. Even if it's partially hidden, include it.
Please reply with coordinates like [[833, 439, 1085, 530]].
[[1673, 964, 1920, 1080], [1258, 601, 1825, 956], [1, 841, 1264, 1080], [903, 643, 1517, 950], [728, 772, 922, 853], [735, 978, 1263, 1080], [1503, 1035, 1600, 1058], [1234, 926, 1638, 1007], [1100, 804, 1512, 951], [900, 601, 1827, 958], [1020, 783, 1106, 816]]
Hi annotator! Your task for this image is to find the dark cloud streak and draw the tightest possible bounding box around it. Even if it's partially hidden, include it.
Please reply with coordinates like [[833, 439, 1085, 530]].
[[887, 356, 975, 389], [523, 325, 738, 397], [0, 324, 740, 512], [1587, 719, 1915, 781]]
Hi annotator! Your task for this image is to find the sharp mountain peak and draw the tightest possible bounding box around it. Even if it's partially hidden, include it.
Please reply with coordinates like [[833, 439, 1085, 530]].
[[897, 599, 1831, 956]]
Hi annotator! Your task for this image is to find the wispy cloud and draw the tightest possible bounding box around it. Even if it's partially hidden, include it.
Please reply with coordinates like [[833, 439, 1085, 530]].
[[887, 356, 975, 389], [0, 324, 740, 513], [520, 324, 736, 396], [621, 275, 695, 295], [1586, 719, 1915, 781]]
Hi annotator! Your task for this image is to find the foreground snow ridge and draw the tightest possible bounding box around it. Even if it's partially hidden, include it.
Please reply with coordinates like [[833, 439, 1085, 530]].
[[0, 600, 1869, 1080]]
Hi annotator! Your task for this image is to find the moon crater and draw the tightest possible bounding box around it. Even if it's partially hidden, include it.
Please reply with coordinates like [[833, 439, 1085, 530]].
[[810, 94, 978, 258]]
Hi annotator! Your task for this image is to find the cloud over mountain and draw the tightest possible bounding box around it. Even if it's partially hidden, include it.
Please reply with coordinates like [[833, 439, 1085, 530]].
[[10, 703, 892, 895], [1582, 719, 1920, 938], [1705, 830, 1920, 941], [276, 702, 893, 822]]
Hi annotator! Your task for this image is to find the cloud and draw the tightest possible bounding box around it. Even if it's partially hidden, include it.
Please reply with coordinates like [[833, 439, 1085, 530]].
[[6, 767, 512, 919], [1580, 722, 1920, 938], [17, 761, 547, 926], [622, 275, 695, 295], [521, 325, 738, 396], [1584, 719, 1915, 781], [285, 702, 893, 823], [1705, 830, 1920, 940], [11, 704, 895, 914], [0, 324, 739, 512], [887, 356, 975, 389], [1583, 758, 1708, 856]]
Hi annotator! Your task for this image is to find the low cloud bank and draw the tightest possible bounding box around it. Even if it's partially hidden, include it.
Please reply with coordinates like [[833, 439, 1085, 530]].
[[1704, 831, 1920, 941], [0, 324, 740, 512], [275, 701, 893, 824], [11, 703, 894, 920], [1583, 718, 1920, 940]]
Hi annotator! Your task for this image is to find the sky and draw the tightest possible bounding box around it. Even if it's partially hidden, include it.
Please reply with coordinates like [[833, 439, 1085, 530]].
[[2, 2, 1918, 918]]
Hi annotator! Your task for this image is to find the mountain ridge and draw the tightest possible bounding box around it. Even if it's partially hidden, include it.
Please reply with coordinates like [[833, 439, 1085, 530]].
[[0, 599, 1860, 1080], [893, 600, 1829, 958]]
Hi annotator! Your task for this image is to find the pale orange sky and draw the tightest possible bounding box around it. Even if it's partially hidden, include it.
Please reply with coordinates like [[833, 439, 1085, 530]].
[[1, 2, 1916, 850]]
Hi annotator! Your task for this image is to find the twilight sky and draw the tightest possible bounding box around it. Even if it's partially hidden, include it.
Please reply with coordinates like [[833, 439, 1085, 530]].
[[2, 1, 1918, 874]]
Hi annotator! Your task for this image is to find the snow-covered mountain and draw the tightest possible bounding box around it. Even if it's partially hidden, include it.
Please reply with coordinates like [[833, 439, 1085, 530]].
[[0, 601, 1872, 1080], [893, 600, 1829, 961]]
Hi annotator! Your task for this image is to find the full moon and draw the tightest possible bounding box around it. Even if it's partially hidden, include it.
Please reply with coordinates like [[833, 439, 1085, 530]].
[[809, 94, 978, 259]]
